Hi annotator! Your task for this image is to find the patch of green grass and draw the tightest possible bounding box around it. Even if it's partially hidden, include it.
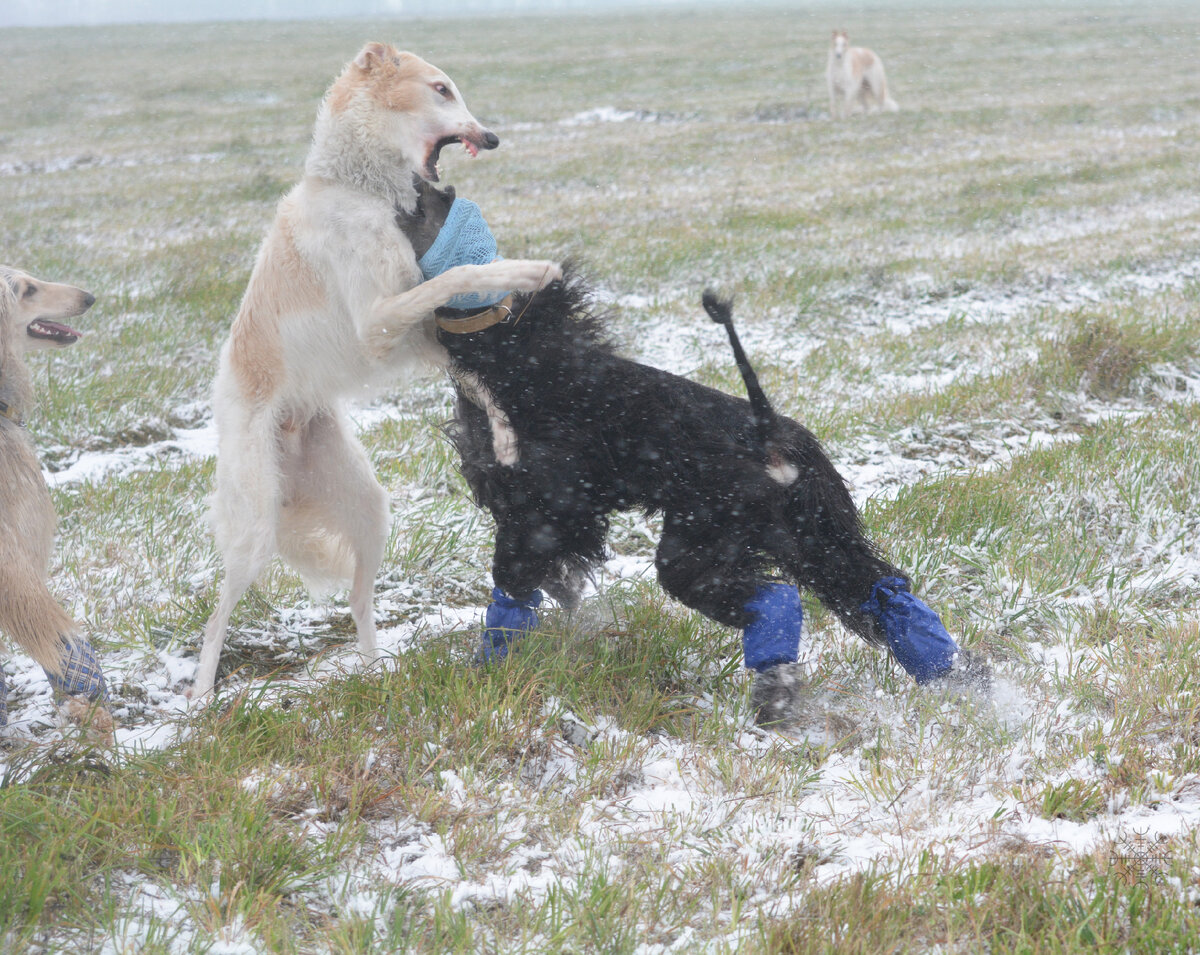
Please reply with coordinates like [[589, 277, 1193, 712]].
[[1039, 778, 1107, 822], [762, 853, 1200, 954], [0, 722, 345, 950], [1047, 307, 1196, 399]]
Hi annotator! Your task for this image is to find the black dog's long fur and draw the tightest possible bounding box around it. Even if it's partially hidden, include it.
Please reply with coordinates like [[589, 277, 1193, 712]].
[[440, 264, 906, 645]]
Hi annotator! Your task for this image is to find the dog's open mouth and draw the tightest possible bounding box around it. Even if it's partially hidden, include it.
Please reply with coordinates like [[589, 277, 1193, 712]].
[[27, 318, 80, 345], [426, 136, 469, 181], [425, 133, 496, 181]]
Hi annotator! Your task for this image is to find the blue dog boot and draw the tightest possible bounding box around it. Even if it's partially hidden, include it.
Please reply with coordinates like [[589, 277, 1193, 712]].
[[0, 663, 7, 728], [44, 635, 109, 704], [742, 583, 804, 671], [861, 577, 960, 684], [743, 583, 805, 726], [479, 587, 543, 663]]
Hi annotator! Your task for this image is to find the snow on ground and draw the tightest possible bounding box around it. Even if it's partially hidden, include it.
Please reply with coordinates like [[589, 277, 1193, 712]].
[[2, 258, 1199, 948], [559, 106, 678, 126], [621, 252, 1200, 379]]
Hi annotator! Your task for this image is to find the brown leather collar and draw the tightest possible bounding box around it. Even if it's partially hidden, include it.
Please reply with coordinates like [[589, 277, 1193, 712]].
[[435, 294, 515, 335]]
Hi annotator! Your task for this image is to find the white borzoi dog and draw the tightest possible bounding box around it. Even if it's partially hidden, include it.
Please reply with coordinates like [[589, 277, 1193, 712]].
[[827, 30, 898, 118], [193, 42, 560, 700]]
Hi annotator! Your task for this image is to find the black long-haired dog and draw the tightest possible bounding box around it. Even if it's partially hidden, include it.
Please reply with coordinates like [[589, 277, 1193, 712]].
[[400, 182, 984, 724]]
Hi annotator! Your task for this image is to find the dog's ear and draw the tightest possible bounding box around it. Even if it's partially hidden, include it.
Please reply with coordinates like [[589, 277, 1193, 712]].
[[354, 42, 391, 71]]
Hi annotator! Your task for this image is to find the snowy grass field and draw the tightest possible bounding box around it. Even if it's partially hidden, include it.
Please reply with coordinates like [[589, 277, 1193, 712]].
[[3, 1, 1200, 950]]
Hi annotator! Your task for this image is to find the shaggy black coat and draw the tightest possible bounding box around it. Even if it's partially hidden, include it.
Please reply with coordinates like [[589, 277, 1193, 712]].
[[439, 265, 905, 645]]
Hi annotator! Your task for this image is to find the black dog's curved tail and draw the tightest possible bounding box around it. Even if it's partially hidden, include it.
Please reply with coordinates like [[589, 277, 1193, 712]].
[[702, 290, 775, 456]]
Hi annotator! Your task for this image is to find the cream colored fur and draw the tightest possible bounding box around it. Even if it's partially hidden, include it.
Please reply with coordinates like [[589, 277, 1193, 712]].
[[195, 42, 560, 700], [0, 267, 94, 677], [827, 30, 898, 118]]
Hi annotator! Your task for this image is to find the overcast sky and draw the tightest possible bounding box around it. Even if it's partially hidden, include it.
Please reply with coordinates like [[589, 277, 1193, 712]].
[[3, 0, 746, 27]]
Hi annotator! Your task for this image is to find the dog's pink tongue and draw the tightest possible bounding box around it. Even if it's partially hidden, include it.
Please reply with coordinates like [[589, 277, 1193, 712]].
[[27, 319, 81, 344], [464, 140, 479, 158]]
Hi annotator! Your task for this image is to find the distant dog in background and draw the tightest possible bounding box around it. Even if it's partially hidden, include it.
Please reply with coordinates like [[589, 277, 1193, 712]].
[[0, 266, 111, 734], [827, 30, 898, 118]]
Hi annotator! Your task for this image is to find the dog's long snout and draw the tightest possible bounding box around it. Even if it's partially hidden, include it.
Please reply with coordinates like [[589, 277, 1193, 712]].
[[480, 130, 500, 150]]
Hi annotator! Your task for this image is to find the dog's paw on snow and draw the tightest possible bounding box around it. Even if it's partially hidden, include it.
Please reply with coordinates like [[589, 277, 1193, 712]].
[[60, 697, 116, 746], [929, 648, 995, 698], [750, 662, 806, 728]]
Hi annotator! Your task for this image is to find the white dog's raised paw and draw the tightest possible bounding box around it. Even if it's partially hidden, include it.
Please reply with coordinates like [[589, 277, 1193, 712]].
[[534, 260, 563, 289], [503, 259, 562, 291]]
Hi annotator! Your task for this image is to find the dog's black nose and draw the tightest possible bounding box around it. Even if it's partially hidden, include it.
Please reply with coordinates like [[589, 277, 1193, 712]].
[[481, 130, 500, 150], [83, 292, 96, 309]]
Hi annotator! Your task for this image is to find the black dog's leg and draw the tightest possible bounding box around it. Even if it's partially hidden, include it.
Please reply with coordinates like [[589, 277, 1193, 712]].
[[654, 511, 762, 630], [474, 516, 559, 663], [781, 438, 968, 684], [654, 507, 801, 666], [655, 511, 807, 725], [492, 512, 570, 601], [786, 521, 901, 647], [482, 501, 609, 660], [775, 432, 902, 644]]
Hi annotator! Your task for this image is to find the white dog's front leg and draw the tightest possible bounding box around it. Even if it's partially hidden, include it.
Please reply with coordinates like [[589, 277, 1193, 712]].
[[364, 259, 561, 359]]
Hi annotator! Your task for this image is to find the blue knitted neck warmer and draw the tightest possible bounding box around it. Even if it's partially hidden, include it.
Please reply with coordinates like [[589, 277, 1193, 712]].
[[417, 196, 509, 311]]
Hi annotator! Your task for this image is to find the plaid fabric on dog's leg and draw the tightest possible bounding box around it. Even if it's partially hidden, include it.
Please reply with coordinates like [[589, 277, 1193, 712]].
[[0, 663, 8, 727], [44, 635, 109, 703]]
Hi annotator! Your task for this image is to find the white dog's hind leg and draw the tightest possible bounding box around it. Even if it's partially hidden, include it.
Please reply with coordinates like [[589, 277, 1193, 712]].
[[193, 404, 282, 702], [287, 412, 388, 671], [194, 556, 266, 701], [349, 548, 383, 667]]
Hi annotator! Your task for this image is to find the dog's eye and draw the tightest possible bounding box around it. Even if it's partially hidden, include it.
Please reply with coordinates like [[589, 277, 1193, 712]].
[[433, 83, 452, 99], [21, 283, 36, 299]]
